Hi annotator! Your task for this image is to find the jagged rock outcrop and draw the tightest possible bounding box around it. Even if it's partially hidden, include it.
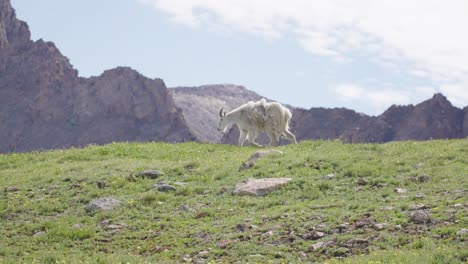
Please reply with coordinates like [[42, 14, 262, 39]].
[[0, 0, 30, 49], [0, 0, 195, 153], [341, 94, 465, 143], [171, 85, 263, 142]]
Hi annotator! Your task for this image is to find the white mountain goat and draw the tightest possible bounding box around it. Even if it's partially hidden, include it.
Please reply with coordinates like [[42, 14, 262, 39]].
[[217, 99, 297, 147]]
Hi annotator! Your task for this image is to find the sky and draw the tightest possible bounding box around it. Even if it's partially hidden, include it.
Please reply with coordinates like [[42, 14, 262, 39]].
[[11, 0, 468, 115]]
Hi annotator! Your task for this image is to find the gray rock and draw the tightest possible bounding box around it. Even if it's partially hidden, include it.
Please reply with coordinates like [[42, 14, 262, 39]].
[[240, 150, 283, 170], [415, 193, 425, 199], [309, 240, 336, 252], [154, 183, 177, 192], [5, 186, 20, 192], [33, 231, 46, 237], [233, 178, 292, 197], [357, 178, 368, 186], [409, 210, 431, 224], [394, 188, 407, 193], [303, 231, 326, 240], [86, 198, 121, 214], [456, 229, 468, 235], [136, 170, 163, 179], [373, 223, 386, 231]]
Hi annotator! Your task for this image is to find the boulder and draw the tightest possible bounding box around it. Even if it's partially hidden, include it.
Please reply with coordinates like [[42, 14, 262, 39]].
[[233, 178, 292, 197], [86, 198, 121, 214]]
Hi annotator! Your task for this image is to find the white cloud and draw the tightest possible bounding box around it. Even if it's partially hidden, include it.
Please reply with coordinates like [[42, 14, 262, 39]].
[[335, 84, 439, 114], [140, 0, 468, 107], [441, 83, 468, 106]]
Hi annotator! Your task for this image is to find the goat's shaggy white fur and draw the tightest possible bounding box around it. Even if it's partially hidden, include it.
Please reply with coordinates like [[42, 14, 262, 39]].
[[218, 99, 297, 146]]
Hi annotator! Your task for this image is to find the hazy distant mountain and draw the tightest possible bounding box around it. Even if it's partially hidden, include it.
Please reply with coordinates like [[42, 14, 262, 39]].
[[0, 0, 195, 153]]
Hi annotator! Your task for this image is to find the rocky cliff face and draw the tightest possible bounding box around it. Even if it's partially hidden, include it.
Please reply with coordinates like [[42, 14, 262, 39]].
[[171, 85, 263, 142], [0, 0, 195, 153]]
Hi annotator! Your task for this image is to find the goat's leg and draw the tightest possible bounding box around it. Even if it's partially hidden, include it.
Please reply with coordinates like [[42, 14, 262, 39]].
[[238, 129, 248, 146], [267, 131, 278, 147], [247, 129, 262, 147], [283, 129, 297, 144]]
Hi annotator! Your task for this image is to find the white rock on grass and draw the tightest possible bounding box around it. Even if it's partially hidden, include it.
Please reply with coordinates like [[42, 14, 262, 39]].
[[233, 178, 292, 197], [86, 198, 121, 214]]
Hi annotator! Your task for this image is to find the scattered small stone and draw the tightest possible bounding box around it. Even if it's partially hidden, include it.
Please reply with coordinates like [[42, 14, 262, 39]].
[[453, 203, 464, 208], [412, 162, 424, 169], [135, 170, 164, 179], [233, 178, 292, 197], [198, 250, 210, 258], [409, 210, 431, 224], [355, 218, 371, 228], [324, 173, 335, 180], [104, 224, 128, 231], [336, 223, 348, 233], [240, 161, 254, 171], [347, 238, 369, 246], [217, 240, 233, 249], [240, 150, 283, 170], [100, 219, 111, 226], [410, 203, 427, 210], [33, 231, 45, 237], [182, 254, 192, 262], [194, 232, 211, 243], [96, 180, 106, 189], [85, 198, 121, 214], [408, 176, 418, 182], [180, 204, 191, 211], [373, 223, 386, 231], [262, 231, 274, 237], [309, 240, 336, 252], [235, 223, 249, 232], [310, 242, 325, 252], [415, 193, 425, 199], [357, 178, 368, 186], [153, 183, 176, 192], [303, 231, 325, 240], [418, 175, 430, 183], [5, 186, 20, 192], [194, 211, 209, 219], [394, 188, 407, 193], [456, 229, 468, 235]]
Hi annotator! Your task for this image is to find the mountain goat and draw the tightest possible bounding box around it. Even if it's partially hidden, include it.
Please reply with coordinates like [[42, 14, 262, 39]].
[[217, 99, 297, 147]]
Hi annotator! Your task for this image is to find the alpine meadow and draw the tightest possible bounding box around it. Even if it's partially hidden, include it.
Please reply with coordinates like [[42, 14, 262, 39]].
[[1, 140, 467, 263]]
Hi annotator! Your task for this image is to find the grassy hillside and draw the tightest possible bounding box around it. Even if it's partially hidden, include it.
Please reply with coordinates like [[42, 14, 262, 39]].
[[0, 140, 467, 263]]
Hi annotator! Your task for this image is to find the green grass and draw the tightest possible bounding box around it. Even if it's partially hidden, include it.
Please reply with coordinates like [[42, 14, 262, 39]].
[[0, 140, 467, 263]]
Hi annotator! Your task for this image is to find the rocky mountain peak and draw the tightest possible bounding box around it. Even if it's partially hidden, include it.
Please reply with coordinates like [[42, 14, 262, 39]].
[[0, 0, 196, 153], [0, 0, 31, 49]]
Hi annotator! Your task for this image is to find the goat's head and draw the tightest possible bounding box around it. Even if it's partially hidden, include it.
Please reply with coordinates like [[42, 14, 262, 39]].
[[217, 108, 229, 132]]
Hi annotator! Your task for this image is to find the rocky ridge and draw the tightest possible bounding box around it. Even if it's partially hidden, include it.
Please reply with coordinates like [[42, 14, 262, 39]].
[[0, 0, 195, 153]]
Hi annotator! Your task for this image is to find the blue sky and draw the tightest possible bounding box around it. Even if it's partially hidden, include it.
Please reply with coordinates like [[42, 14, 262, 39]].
[[12, 0, 468, 115]]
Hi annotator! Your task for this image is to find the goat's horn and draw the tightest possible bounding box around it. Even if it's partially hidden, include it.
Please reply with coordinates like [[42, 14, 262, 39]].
[[219, 108, 224, 117]]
